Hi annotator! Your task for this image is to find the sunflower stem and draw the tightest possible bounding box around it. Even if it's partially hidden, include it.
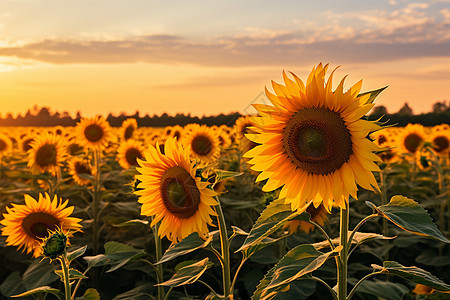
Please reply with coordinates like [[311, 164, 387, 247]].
[[346, 271, 384, 300], [337, 203, 349, 300], [92, 149, 100, 255], [59, 254, 72, 300], [310, 220, 335, 250], [426, 147, 447, 233], [152, 219, 165, 300], [215, 200, 231, 299], [380, 167, 389, 260]]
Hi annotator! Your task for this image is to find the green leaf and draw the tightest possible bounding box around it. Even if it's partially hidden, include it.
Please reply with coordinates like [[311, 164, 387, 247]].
[[358, 86, 388, 104], [67, 245, 87, 263], [0, 272, 26, 297], [252, 244, 341, 300], [84, 242, 145, 272], [55, 268, 88, 281], [157, 258, 210, 287], [313, 232, 395, 250], [75, 288, 100, 300], [214, 169, 243, 181], [372, 261, 450, 293], [237, 199, 311, 253], [11, 286, 63, 299], [158, 232, 213, 264], [22, 260, 59, 290], [366, 195, 449, 243], [352, 279, 409, 300], [112, 219, 149, 227]]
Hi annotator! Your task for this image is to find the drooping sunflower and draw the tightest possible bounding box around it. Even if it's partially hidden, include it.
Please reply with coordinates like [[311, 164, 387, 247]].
[[117, 139, 144, 169], [183, 124, 221, 163], [75, 116, 112, 149], [244, 63, 382, 212], [27, 132, 66, 175], [135, 137, 218, 243], [430, 129, 450, 156], [0, 193, 82, 257], [283, 203, 329, 234], [68, 157, 93, 186], [120, 118, 138, 141], [397, 124, 425, 156]]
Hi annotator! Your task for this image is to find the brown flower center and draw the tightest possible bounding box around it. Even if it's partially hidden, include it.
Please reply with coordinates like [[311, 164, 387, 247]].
[[22, 212, 59, 239], [68, 143, 83, 155], [432, 136, 449, 153], [125, 148, 142, 166], [191, 135, 213, 156], [403, 133, 422, 153], [35, 144, 57, 167], [283, 107, 352, 175], [75, 161, 91, 175], [124, 126, 134, 140], [84, 124, 104, 142], [0, 139, 7, 152], [160, 167, 200, 219], [378, 135, 387, 145]]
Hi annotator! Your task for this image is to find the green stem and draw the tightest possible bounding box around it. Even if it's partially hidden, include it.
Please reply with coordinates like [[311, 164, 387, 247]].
[[215, 200, 231, 299], [163, 287, 174, 300], [230, 256, 247, 295], [197, 280, 219, 296], [427, 148, 447, 233], [380, 168, 388, 236], [60, 255, 72, 300], [311, 276, 337, 300], [152, 220, 165, 300], [310, 220, 335, 250], [337, 203, 349, 300], [92, 149, 100, 255], [346, 271, 384, 300], [348, 214, 378, 246], [71, 268, 90, 300]]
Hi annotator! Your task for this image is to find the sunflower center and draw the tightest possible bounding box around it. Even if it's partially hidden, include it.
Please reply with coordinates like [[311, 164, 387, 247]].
[[378, 135, 387, 145], [125, 148, 142, 166], [433, 136, 449, 153], [191, 135, 212, 156], [35, 144, 57, 167], [160, 166, 201, 219], [124, 126, 134, 140], [84, 124, 104, 142], [68, 143, 83, 155], [404, 133, 422, 153], [22, 212, 59, 239], [283, 107, 352, 175], [0, 139, 7, 151], [75, 162, 91, 175]]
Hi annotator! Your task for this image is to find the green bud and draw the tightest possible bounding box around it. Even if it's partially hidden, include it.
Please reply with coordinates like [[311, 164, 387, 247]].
[[42, 230, 68, 259]]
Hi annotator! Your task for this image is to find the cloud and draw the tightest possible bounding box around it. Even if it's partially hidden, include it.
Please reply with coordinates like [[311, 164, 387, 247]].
[[0, 4, 449, 67]]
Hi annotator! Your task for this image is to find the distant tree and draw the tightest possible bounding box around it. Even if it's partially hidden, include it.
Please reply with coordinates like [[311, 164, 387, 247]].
[[370, 105, 388, 116], [398, 102, 413, 115], [432, 101, 449, 113]]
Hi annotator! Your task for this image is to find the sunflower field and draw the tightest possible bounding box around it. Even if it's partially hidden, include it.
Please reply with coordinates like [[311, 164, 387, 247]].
[[1, 64, 450, 300]]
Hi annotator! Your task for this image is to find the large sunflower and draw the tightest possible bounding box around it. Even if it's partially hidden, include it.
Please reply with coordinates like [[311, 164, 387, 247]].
[[183, 124, 220, 163], [120, 118, 138, 141], [244, 64, 382, 212], [117, 139, 144, 169], [0, 193, 82, 257], [135, 137, 218, 242], [27, 132, 67, 175], [75, 116, 112, 149]]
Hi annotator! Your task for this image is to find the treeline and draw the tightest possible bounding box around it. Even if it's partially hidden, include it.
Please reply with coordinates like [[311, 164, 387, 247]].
[[0, 101, 449, 127], [0, 106, 243, 127]]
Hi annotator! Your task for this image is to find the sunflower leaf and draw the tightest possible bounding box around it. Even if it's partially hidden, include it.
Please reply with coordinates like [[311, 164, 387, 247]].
[[67, 245, 87, 263], [349, 279, 409, 300], [112, 219, 149, 228], [237, 200, 312, 253], [11, 286, 63, 299], [54, 268, 88, 281], [372, 261, 450, 292], [358, 86, 388, 104], [365, 196, 449, 243], [75, 288, 100, 300], [252, 244, 341, 300], [157, 232, 213, 264], [312, 232, 395, 250], [156, 258, 210, 287]]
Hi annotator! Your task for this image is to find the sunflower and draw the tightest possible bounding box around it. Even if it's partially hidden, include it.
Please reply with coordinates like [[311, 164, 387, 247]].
[[135, 137, 218, 242], [0, 193, 82, 257], [283, 203, 329, 233], [397, 124, 425, 156], [184, 124, 220, 163], [21, 136, 35, 153], [66, 137, 84, 156], [370, 129, 391, 147], [117, 139, 144, 169], [415, 146, 434, 171], [235, 116, 257, 139], [0, 133, 12, 155], [27, 132, 66, 175], [244, 64, 382, 212], [378, 138, 398, 165], [68, 157, 93, 186], [120, 118, 138, 141], [430, 129, 450, 156], [75, 115, 112, 149]]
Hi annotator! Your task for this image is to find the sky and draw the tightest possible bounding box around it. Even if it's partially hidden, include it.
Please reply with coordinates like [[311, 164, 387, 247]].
[[0, 0, 449, 118]]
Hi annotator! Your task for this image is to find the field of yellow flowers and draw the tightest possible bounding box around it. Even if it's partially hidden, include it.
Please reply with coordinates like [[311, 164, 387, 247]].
[[1, 64, 449, 300]]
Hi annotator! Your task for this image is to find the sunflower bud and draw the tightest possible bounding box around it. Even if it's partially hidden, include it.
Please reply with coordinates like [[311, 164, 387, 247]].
[[42, 230, 68, 259]]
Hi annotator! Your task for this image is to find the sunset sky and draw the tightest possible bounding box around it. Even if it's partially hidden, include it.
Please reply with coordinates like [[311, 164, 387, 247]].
[[0, 0, 449, 118]]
